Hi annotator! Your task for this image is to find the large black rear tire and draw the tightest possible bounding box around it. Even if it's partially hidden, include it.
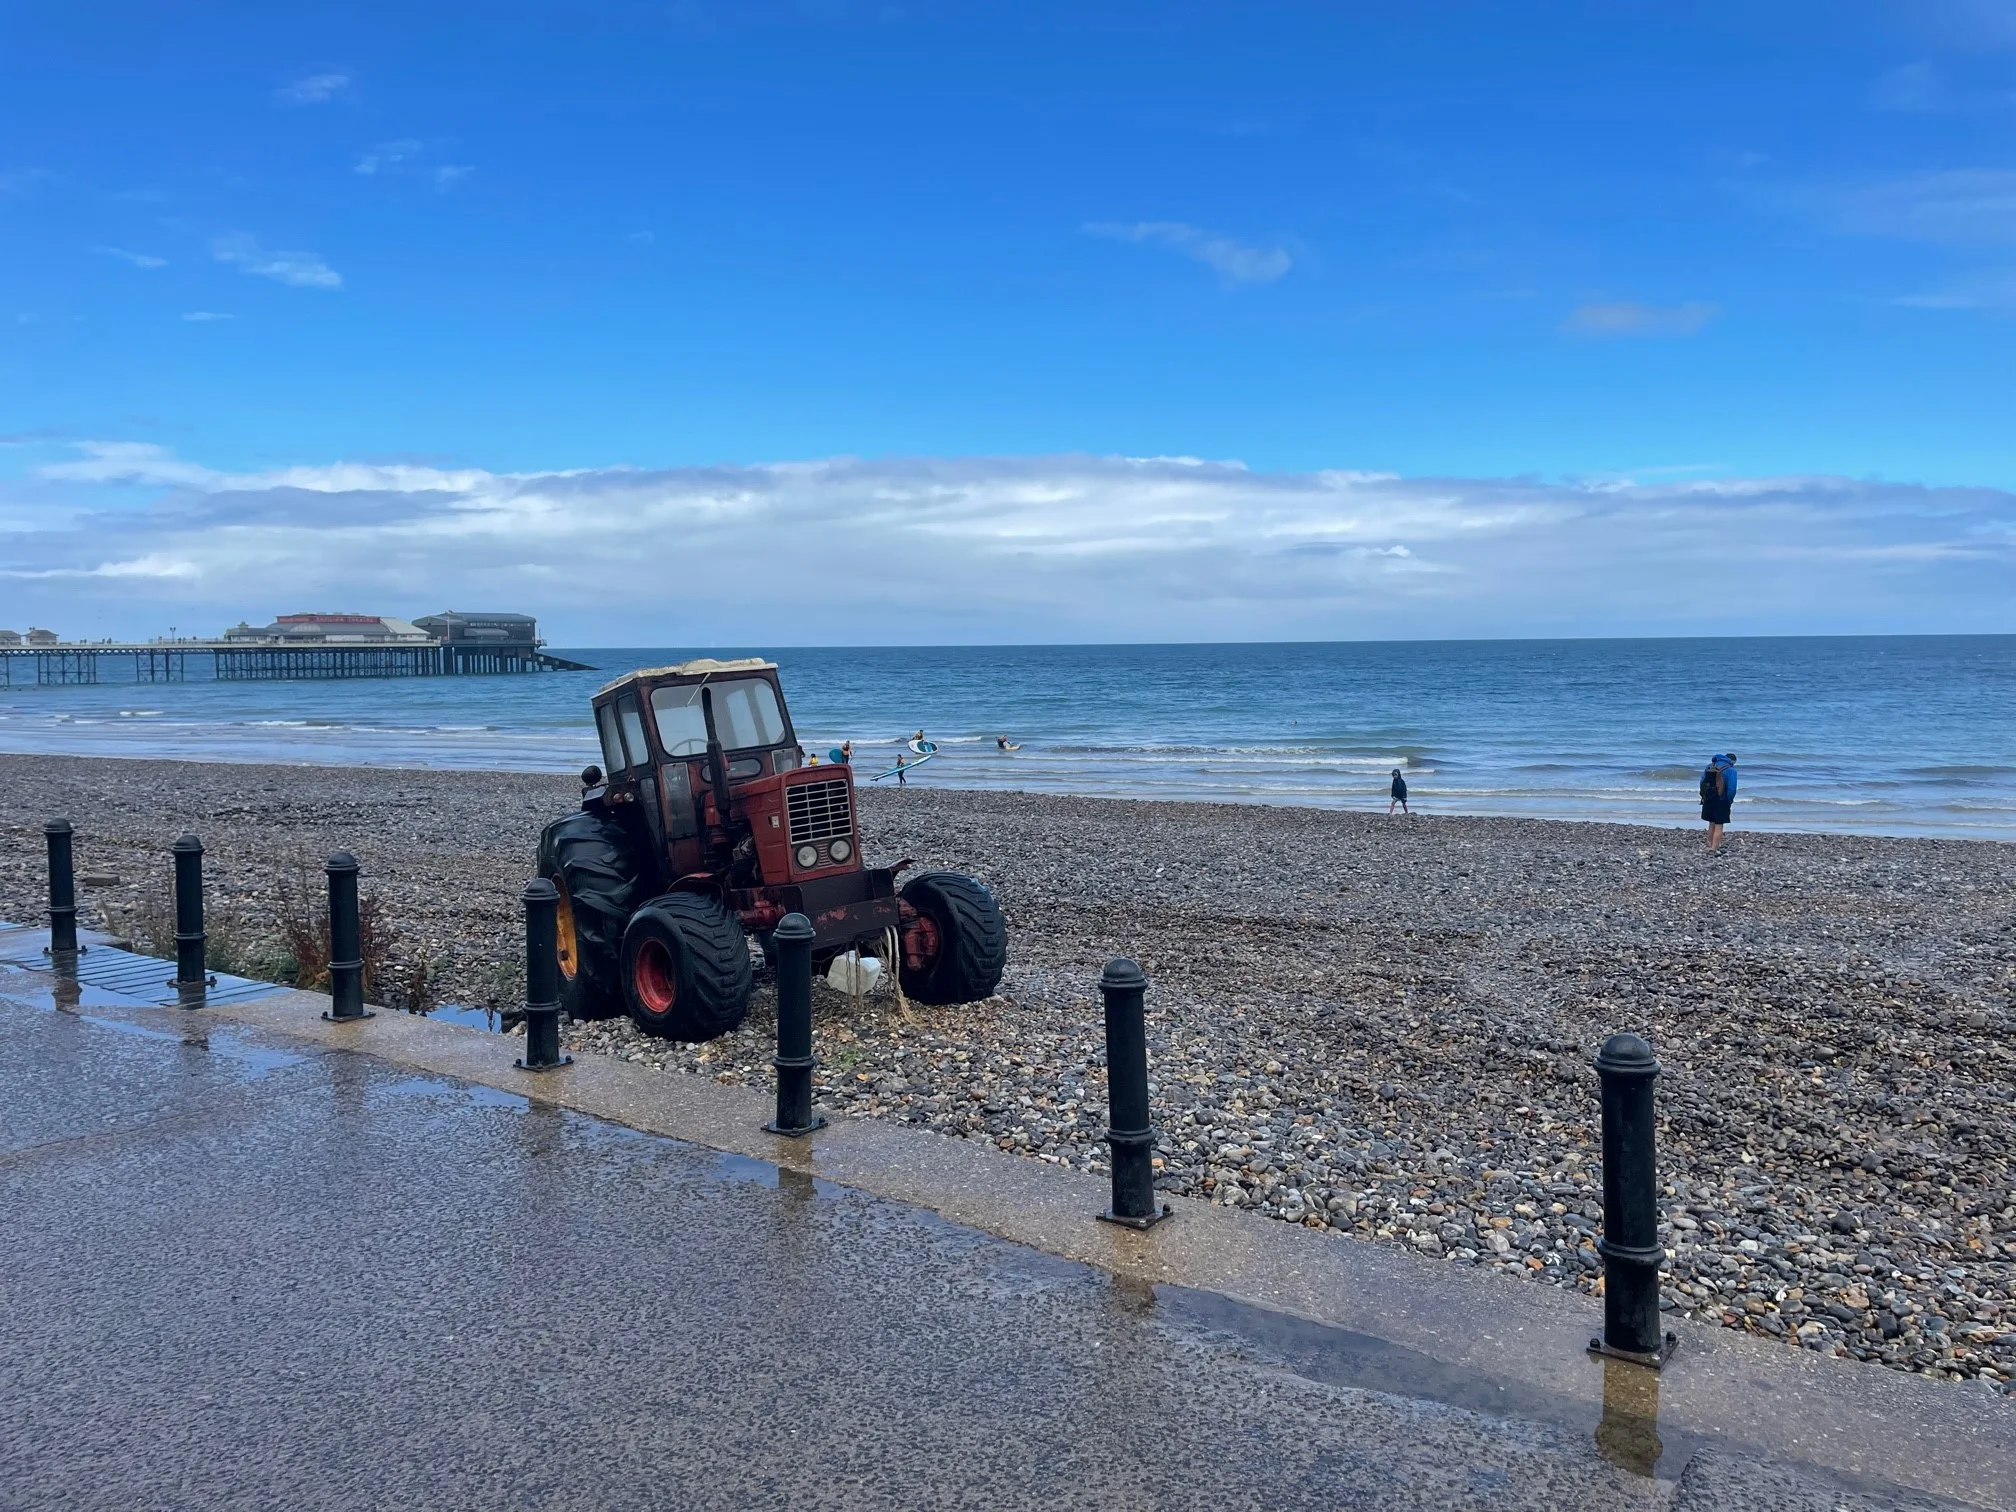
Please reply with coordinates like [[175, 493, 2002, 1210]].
[[899, 872, 1007, 1004], [538, 809, 644, 1022], [621, 892, 754, 1041]]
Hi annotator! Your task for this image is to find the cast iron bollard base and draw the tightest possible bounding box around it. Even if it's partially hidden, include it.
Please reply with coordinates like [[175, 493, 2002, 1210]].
[[765, 913, 826, 1136], [1587, 1332, 1679, 1369], [44, 818, 81, 960], [1097, 957, 1171, 1230], [1589, 1030, 1675, 1369], [321, 850, 376, 1023], [515, 878, 571, 1071]]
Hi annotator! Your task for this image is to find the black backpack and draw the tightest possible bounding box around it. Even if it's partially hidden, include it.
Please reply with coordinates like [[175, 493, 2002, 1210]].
[[1699, 766, 1722, 802]]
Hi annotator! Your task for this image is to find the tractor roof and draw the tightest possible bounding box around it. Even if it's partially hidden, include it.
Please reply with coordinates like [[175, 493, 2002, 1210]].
[[596, 657, 777, 697]]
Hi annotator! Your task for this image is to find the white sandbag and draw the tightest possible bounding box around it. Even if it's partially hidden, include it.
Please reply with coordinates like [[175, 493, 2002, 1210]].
[[825, 952, 884, 995]]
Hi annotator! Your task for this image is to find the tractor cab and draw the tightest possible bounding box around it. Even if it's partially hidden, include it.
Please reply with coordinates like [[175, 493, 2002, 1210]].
[[541, 657, 1006, 1042]]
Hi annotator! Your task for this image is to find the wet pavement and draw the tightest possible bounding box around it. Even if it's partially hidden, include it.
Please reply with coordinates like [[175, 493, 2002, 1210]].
[[0, 955, 1993, 1510]]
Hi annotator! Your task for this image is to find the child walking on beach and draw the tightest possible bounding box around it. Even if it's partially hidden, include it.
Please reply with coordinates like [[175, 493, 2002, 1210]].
[[1388, 768, 1409, 815]]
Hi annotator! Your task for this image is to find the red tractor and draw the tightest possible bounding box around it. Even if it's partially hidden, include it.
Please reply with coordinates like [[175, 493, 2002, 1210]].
[[537, 658, 1006, 1040]]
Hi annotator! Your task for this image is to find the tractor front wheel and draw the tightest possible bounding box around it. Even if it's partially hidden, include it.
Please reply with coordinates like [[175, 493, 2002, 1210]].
[[621, 892, 754, 1041], [898, 872, 1007, 1004]]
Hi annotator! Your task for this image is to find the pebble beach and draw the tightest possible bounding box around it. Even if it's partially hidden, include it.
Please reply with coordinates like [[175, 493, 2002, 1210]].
[[4, 751, 2013, 1393]]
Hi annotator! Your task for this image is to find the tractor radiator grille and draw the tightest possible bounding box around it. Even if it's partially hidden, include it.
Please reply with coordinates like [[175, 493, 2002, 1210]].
[[786, 778, 852, 846]]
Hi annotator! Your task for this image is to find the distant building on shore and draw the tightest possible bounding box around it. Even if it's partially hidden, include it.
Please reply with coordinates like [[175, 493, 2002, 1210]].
[[26, 628, 58, 646], [224, 613, 432, 645], [0, 630, 20, 647], [413, 611, 538, 645]]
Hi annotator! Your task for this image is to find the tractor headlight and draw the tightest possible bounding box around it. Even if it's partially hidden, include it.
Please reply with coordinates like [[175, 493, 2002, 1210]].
[[827, 838, 852, 863], [796, 843, 820, 869]]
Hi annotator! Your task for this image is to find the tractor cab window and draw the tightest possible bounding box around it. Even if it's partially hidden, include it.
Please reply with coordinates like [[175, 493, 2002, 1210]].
[[651, 678, 787, 756], [595, 703, 628, 773], [615, 695, 651, 769]]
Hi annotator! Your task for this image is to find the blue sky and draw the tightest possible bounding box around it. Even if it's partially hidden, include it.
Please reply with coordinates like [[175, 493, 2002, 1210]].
[[3, 1, 2015, 642]]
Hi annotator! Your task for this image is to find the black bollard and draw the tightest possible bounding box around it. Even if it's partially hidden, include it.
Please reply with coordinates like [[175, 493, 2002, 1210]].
[[764, 913, 825, 1136], [516, 878, 570, 1071], [170, 832, 210, 1002], [1098, 957, 1170, 1229], [321, 851, 375, 1023], [1590, 1032, 1676, 1366], [44, 818, 78, 958]]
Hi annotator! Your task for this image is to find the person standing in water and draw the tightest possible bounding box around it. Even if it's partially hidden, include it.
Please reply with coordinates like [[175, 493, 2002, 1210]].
[[839, 740, 852, 764], [1699, 752, 1737, 853], [894, 753, 907, 786], [1388, 768, 1409, 815]]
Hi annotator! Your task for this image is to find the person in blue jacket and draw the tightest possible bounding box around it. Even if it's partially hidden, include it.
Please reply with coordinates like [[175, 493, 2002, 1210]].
[[1700, 752, 1738, 853]]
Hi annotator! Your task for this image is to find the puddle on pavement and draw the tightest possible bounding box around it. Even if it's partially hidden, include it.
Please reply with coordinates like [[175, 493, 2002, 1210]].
[[1, 966, 154, 1014], [1152, 1284, 1704, 1482], [706, 1149, 847, 1199], [426, 1003, 502, 1032], [77, 1013, 184, 1044], [200, 1028, 309, 1077], [67, 1012, 308, 1078]]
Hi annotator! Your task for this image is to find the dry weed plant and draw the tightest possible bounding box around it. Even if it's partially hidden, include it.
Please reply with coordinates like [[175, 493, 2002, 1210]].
[[274, 850, 397, 996]]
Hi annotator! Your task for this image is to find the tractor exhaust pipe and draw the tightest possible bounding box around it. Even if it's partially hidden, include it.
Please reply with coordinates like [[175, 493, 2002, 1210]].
[[701, 685, 735, 836]]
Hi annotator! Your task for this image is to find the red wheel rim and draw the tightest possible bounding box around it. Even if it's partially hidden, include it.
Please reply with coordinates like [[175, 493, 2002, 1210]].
[[634, 937, 678, 1015], [900, 902, 941, 974]]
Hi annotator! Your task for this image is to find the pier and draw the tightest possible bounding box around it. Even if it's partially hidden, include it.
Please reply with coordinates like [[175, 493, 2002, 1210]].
[[0, 609, 595, 685]]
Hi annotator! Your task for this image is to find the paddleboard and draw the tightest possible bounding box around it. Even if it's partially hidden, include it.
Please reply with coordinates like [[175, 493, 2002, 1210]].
[[872, 738, 938, 781]]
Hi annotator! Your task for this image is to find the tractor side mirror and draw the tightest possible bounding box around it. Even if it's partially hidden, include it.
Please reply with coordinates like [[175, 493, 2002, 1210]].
[[581, 764, 603, 787]]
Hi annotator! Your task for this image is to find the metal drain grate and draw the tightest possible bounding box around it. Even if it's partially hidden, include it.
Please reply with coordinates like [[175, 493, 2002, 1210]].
[[0, 934, 289, 1008]]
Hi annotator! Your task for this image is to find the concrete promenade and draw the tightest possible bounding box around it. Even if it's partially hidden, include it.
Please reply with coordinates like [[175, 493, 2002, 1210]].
[[2, 932, 2009, 1509]]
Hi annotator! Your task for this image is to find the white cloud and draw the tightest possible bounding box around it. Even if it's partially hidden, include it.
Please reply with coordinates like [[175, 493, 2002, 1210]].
[[40, 442, 225, 487], [1084, 221, 1292, 285], [93, 246, 167, 269], [1836, 169, 2016, 246], [1871, 62, 1953, 112], [1892, 268, 2016, 312], [354, 139, 420, 176], [211, 234, 342, 289], [8, 446, 2013, 640], [1562, 301, 1719, 337], [277, 72, 351, 105], [180, 310, 235, 322], [355, 141, 471, 189]]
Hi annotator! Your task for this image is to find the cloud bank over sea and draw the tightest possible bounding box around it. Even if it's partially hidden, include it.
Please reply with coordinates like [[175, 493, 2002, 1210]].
[[6, 443, 2014, 643]]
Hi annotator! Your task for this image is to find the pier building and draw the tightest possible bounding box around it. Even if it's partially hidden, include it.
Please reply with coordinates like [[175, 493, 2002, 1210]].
[[0, 608, 593, 686]]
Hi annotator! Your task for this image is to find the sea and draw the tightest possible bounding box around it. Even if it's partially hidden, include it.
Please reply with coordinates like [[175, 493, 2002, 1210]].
[[4, 637, 2014, 840]]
